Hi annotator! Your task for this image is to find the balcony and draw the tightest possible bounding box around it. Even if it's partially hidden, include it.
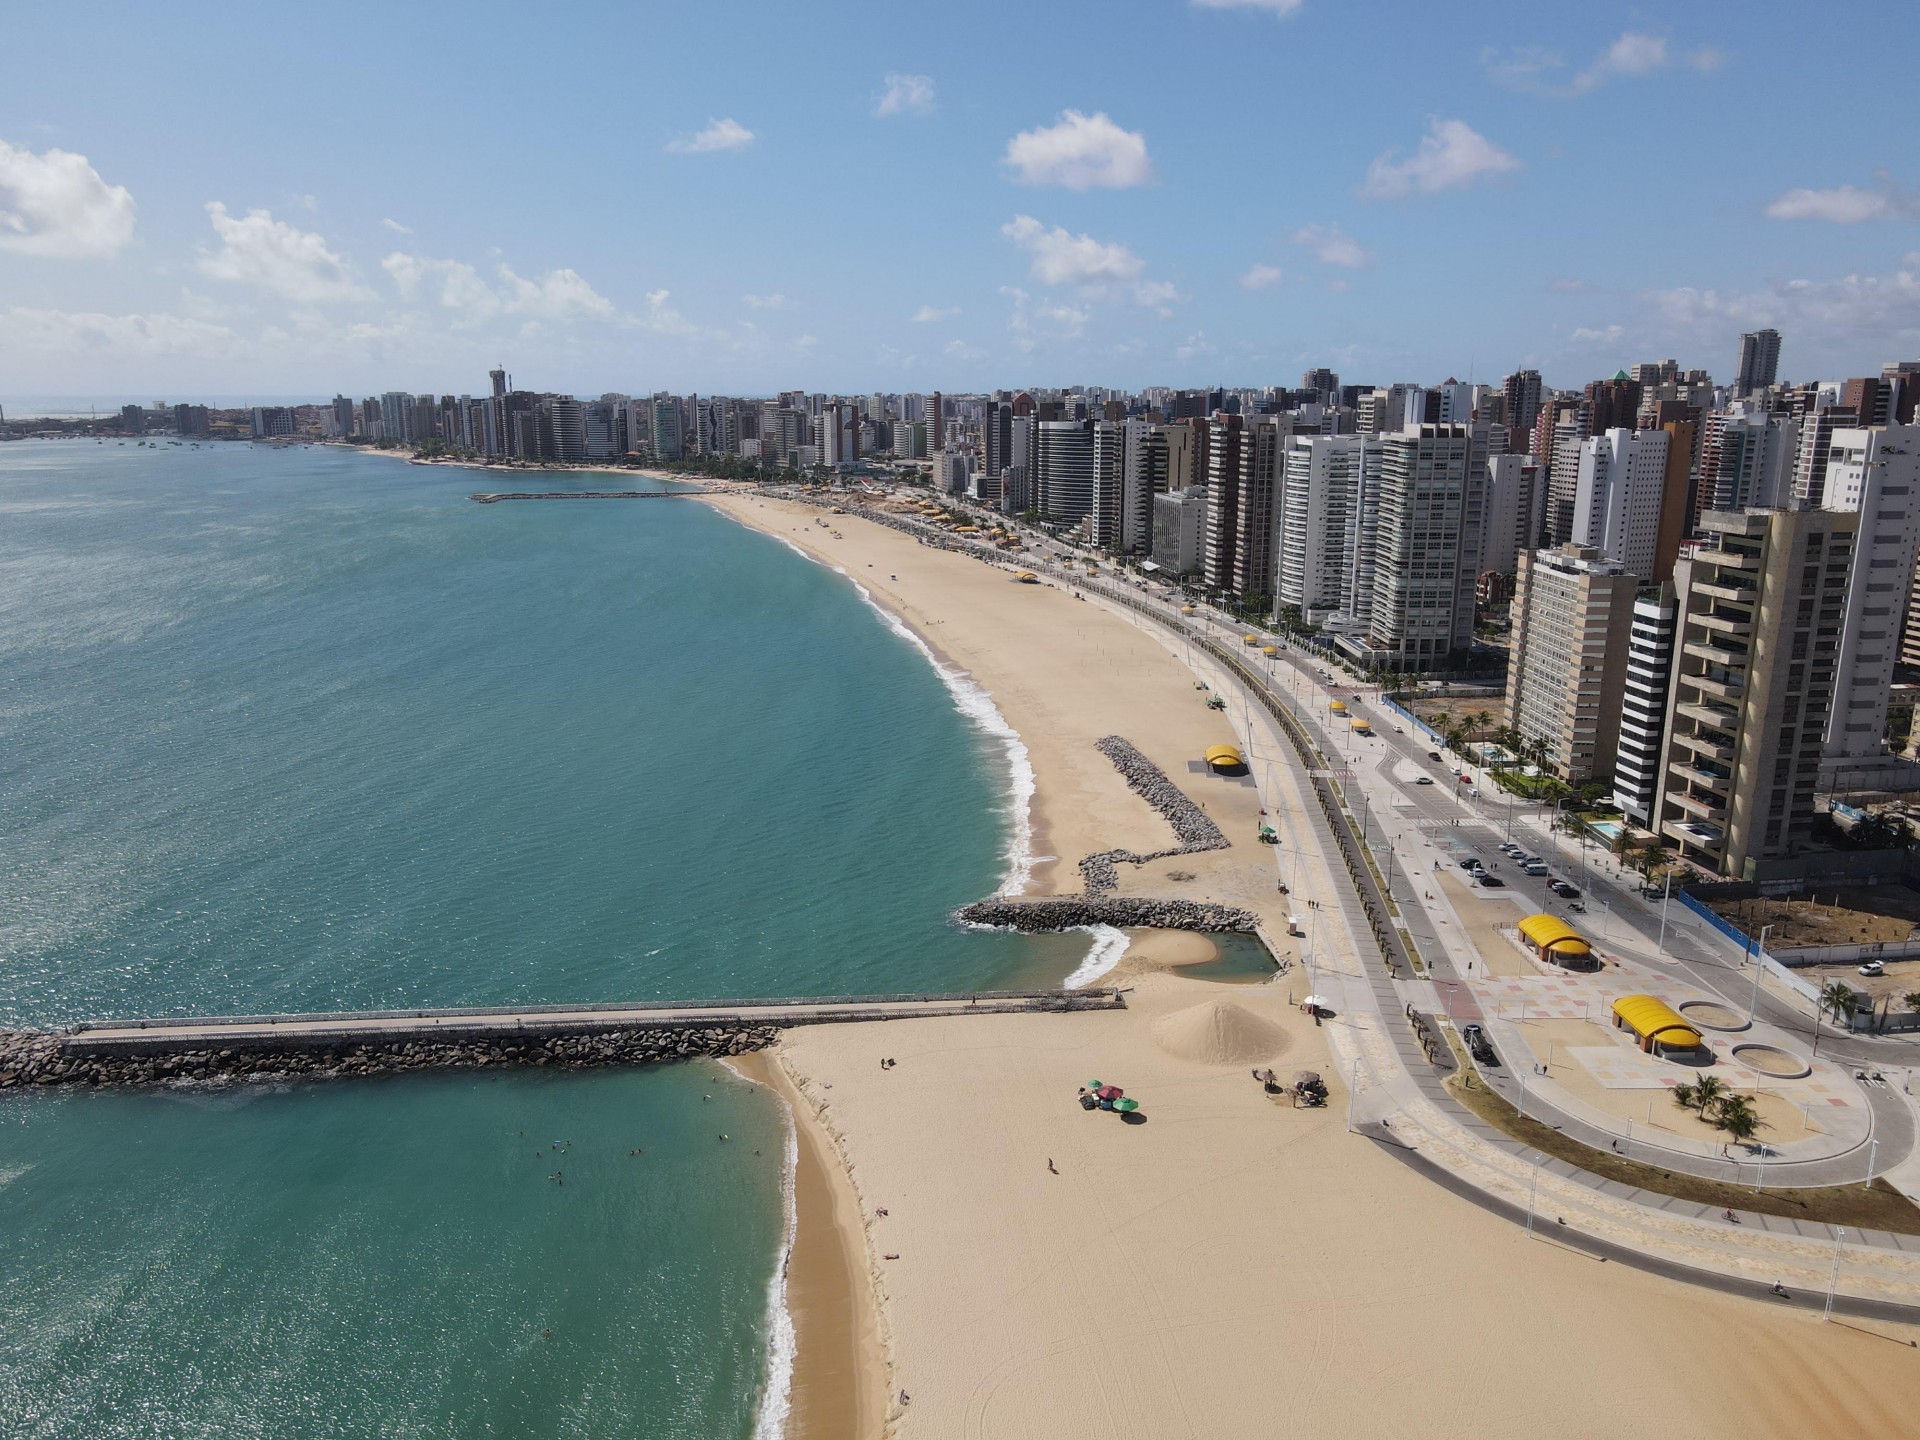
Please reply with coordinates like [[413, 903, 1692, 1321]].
[[1695, 578, 1757, 604], [1663, 817, 1726, 855], [1669, 790, 1728, 821], [1682, 669, 1745, 701], [1691, 547, 1761, 570], [1676, 699, 1740, 730], [1693, 610, 1753, 637], [1682, 639, 1748, 666], [1670, 730, 1735, 763]]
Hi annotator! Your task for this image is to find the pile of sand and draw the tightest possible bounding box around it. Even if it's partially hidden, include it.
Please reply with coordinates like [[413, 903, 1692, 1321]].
[[1150, 998, 1288, 1065]]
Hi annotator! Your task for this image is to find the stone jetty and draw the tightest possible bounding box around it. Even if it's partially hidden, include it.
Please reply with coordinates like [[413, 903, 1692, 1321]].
[[956, 897, 1257, 933], [0, 1024, 776, 1090], [1077, 735, 1230, 894]]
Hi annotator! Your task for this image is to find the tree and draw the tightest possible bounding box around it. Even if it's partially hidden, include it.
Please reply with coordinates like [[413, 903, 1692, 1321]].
[[1714, 1093, 1766, 1154], [1690, 1074, 1729, 1117], [1820, 980, 1859, 1029], [1470, 709, 1493, 740], [1670, 1081, 1698, 1113], [1905, 991, 1920, 1018]]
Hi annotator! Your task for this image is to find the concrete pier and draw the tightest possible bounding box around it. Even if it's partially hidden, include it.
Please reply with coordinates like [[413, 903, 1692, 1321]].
[[469, 489, 709, 503]]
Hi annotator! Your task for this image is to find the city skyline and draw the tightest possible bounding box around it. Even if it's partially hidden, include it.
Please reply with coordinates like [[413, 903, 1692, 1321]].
[[6, 0, 1920, 395]]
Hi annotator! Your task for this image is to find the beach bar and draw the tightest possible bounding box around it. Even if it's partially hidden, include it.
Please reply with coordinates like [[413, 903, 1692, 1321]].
[[1516, 914, 1597, 971], [1610, 994, 1705, 1059]]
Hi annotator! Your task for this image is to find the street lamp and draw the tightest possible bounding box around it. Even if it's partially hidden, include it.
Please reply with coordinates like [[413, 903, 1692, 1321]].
[[1747, 923, 1773, 1022], [1824, 1227, 1846, 1321], [1526, 1151, 1545, 1238]]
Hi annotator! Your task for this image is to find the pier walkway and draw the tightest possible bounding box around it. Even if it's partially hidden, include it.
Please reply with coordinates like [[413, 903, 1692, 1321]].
[[469, 489, 709, 503], [63, 988, 1124, 1056]]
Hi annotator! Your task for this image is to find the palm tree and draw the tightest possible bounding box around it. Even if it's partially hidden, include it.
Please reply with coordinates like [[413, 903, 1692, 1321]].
[[1470, 709, 1493, 740], [1690, 1075, 1729, 1118], [1714, 1094, 1765, 1156], [1670, 1081, 1698, 1113], [1820, 980, 1859, 1029], [1905, 991, 1920, 1019]]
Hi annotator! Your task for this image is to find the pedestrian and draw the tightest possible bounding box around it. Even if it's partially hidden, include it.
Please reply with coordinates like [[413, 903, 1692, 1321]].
[[1047, 1158, 1058, 1175]]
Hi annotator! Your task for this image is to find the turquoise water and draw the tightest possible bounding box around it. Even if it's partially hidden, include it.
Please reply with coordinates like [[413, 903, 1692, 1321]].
[[0, 441, 1072, 1437], [1589, 820, 1624, 842]]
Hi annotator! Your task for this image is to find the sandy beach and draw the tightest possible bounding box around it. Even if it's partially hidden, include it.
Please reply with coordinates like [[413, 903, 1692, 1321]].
[[706, 491, 1920, 1439]]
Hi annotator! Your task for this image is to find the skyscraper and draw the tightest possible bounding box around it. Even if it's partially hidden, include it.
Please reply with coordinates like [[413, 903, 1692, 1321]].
[[1342, 424, 1479, 671], [1503, 545, 1638, 784], [1570, 427, 1671, 578], [1734, 328, 1782, 397], [1820, 425, 1920, 764], [1658, 506, 1856, 876], [1612, 584, 1678, 826], [1500, 369, 1543, 449]]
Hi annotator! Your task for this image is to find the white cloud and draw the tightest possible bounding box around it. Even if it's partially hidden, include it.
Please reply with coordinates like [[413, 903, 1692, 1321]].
[[1569, 324, 1625, 344], [1239, 263, 1284, 290], [198, 202, 371, 303], [381, 217, 414, 235], [1175, 330, 1214, 361], [944, 339, 987, 360], [1764, 185, 1904, 224], [741, 292, 786, 309], [1485, 32, 1724, 96], [876, 73, 935, 117], [0, 305, 238, 356], [0, 138, 136, 258], [1290, 223, 1370, 268], [1002, 285, 1091, 353], [666, 118, 754, 155], [383, 250, 619, 324], [1002, 110, 1154, 191], [1190, 0, 1303, 13], [791, 334, 820, 352], [912, 304, 961, 322], [1361, 118, 1519, 199], [1003, 214, 1141, 286]]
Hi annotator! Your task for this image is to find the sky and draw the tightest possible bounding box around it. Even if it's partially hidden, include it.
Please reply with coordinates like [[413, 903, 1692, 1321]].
[[4, 0, 1919, 401]]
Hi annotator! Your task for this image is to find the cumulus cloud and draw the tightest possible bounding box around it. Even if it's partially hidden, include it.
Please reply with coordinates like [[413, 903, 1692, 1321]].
[[383, 251, 619, 323], [381, 217, 414, 234], [198, 202, 371, 303], [1002, 110, 1154, 190], [1175, 330, 1214, 361], [741, 292, 786, 309], [1361, 119, 1519, 199], [1001, 214, 1180, 311], [912, 304, 961, 322], [944, 338, 987, 360], [1190, 0, 1303, 13], [1239, 263, 1284, 290], [666, 118, 754, 155], [1002, 285, 1090, 353], [876, 73, 935, 117], [1764, 185, 1909, 224], [1291, 223, 1370, 268], [0, 305, 238, 356], [1485, 31, 1723, 96], [1569, 324, 1625, 344], [0, 138, 136, 258]]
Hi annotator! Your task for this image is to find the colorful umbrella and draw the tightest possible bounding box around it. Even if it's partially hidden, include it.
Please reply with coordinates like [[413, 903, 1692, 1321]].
[[1112, 1098, 1141, 1113], [1094, 1085, 1125, 1101]]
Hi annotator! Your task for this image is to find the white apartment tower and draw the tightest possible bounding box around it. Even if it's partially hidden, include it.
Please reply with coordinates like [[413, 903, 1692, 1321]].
[[1571, 426, 1671, 578], [1820, 425, 1920, 763]]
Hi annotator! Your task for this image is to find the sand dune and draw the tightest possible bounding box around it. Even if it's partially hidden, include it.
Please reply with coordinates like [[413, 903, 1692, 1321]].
[[1151, 996, 1289, 1065]]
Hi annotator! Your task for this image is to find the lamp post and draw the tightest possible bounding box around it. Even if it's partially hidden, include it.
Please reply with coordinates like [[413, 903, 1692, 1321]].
[[1824, 1227, 1846, 1321], [1655, 868, 1674, 956], [1526, 1151, 1544, 1238], [1747, 923, 1772, 1022]]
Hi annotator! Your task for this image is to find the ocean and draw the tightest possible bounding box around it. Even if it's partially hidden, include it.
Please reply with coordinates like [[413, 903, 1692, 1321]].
[[0, 440, 1082, 1437]]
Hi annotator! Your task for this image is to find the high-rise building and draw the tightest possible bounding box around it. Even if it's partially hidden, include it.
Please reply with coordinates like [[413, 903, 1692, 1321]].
[[1090, 420, 1126, 548], [1500, 369, 1543, 449], [1657, 506, 1857, 876], [172, 403, 210, 437], [1503, 545, 1638, 784], [120, 403, 145, 434], [1233, 417, 1285, 606], [1734, 328, 1782, 397], [249, 406, 294, 439], [1340, 424, 1479, 671], [1695, 407, 1796, 522], [927, 391, 945, 451], [1150, 488, 1207, 575], [1570, 427, 1671, 579], [1034, 419, 1093, 526], [1480, 452, 1541, 576], [1820, 425, 1920, 764], [650, 395, 684, 460], [1612, 584, 1678, 826], [1200, 414, 1245, 593], [1278, 435, 1374, 618]]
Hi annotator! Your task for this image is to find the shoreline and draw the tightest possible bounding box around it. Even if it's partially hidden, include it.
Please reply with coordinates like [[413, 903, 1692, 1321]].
[[723, 1051, 889, 1440]]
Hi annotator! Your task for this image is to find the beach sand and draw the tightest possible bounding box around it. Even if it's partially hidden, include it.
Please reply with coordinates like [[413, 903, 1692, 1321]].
[[708, 491, 1919, 1439]]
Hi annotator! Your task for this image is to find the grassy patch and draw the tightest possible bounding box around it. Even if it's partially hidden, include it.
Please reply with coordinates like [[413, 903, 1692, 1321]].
[[1488, 768, 1569, 802], [1443, 1041, 1920, 1235]]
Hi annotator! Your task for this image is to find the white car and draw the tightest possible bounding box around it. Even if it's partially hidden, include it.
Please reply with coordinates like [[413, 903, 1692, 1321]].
[[1859, 960, 1886, 977]]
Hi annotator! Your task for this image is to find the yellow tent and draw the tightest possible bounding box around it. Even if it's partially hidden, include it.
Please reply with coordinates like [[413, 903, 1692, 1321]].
[[1204, 744, 1246, 772]]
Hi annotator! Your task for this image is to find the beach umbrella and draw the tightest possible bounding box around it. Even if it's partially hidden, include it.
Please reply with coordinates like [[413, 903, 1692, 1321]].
[[1094, 1085, 1125, 1101], [1112, 1098, 1141, 1113], [1302, 995, 1328, 1009]]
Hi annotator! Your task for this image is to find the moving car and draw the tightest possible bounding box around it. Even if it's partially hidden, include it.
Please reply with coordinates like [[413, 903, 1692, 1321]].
[[1462, 1024, 1497, 1065], [1521, 862, 1551, 877], [1551, 881, 1581, 899], [1428, 751, 1443, 762], [1477, 875, 1506, 888], [1859, 959, 1887, 977], [1414, 776, 1434, 785], [1459, 858, 1483, 872]]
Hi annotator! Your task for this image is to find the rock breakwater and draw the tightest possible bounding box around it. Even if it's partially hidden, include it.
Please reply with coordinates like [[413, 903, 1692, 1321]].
[[1077, 735, 1230, 894], [956, 897, 1256, 933], [0, 1024, 778, 1091]]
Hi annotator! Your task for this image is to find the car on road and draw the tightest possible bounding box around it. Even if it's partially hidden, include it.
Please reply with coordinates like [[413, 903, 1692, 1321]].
[[1551, 881, 1581, 899], [1414, 776, 1434, 785], [1462, 1024, 1497, 1065], [1459, 858, 1483, 871], [1428, 751, 1443, 761], [1860, 959, 1887, 977], [1477, 875, 1506, 888]]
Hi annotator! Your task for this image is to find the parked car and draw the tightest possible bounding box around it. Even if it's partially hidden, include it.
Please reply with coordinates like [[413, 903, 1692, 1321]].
[[1522, 863, 1551, 877], [1477, 875, 1506, 888], [1415, 776, 1435, 785], [1462, 1024, 1497, 1065], [1859, 960, 1887, 977], [1551, 881, 1581, 899], [1459, 858, 1483, 871], [1500, 843, 1523, 856]]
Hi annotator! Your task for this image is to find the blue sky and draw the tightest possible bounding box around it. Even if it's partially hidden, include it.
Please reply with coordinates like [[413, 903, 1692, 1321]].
[[3, 0, 1917, 399]]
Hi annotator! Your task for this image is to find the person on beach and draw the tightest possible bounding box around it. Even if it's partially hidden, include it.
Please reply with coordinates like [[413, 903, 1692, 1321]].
[[1048, 1158, 1058, 1174]]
